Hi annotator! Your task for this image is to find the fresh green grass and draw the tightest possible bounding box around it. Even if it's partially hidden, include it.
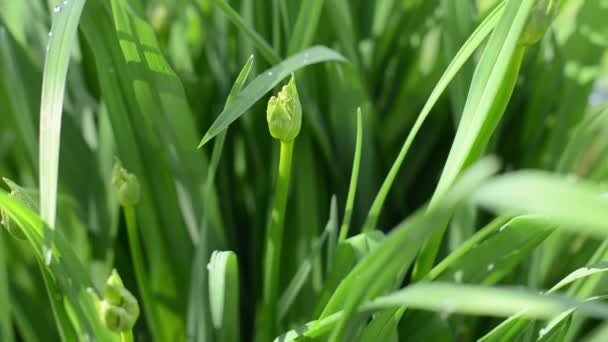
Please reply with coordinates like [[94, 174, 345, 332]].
[[1, 0, 608, 341]]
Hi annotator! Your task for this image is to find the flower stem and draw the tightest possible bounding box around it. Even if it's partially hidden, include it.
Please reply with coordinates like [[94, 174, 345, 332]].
[[120, 330, 134, 342], [124, 206, 160, 341], [261, 140, 295, 339]]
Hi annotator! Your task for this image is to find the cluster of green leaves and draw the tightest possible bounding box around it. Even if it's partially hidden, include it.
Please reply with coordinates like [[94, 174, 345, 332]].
[[1, 0, 608, 341]]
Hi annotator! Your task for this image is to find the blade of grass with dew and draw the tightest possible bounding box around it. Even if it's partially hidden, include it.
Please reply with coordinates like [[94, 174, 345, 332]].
[[213, 0, 280, 64], [208, 251, 240, 342], [276, 282, 608, 342], [0, 189, 120, 341], [320, 159, 500, 341], [414, 0, 541, 280], [188, 54, 254, 342], [0, 233, 14, 342], [361, 2, 505, 232], [431, 216, 554, 285], [39, 0, 86, 264], [338, 108, 363, 242], [198, 46, 347, 146], [287, 0, 325, 55]]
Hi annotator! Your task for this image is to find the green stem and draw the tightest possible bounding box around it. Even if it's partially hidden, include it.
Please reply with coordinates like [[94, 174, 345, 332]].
[[262, 140, 295, 339], [124, 206, 161, 341], [120, 330, 134, 342], [338, 109, 363, 242]]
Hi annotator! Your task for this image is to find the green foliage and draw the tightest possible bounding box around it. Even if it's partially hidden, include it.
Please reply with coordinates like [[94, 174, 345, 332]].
[[1, 0, 608, 341]]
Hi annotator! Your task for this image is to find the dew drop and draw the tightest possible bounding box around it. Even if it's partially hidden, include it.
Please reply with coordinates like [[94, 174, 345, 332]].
[[539, 328, 547, 337], [499, 225, 507, 232], [267, 71, 273, 76], [54, 5, 61, 13], [63, 0, 68, 4], [48, 31, 53, 37], [487, 263, 495, 271]]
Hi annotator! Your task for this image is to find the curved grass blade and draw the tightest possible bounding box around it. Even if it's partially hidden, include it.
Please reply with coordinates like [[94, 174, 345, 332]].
[[39, 0, 86, 261], [361, 2, 505, 232], [474, 171, 608, 236], [208, 251, 240, 342], [198, 46, 347, 147], [414, 0, 545, 280], [0, 190, 119, 341]]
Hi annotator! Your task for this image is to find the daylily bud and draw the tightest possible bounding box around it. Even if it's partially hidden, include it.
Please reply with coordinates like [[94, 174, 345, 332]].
[[519, 0, 558, 46], [1, 188, 36, 240], [97, 269, 140, 332], [112, 163, 141, 207], [266, 74, 302, 142]]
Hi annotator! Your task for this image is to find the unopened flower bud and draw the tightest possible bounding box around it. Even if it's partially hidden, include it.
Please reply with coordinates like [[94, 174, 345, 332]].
[[96, 269, 140, 332], [112, 163, 140, 207], [266, 73, 302, 142]]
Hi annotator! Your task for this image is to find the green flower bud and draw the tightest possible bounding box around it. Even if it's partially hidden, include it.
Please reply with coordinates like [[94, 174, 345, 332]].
[[96, 270, 140, 332], [112, 163, 141, 207], [519, 0, 558, 46], [266, 73, 302, 142], [1, 188, 36, 240]]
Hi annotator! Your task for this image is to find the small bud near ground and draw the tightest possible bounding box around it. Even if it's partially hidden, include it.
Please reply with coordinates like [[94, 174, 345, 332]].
[[266, 73, 302, 142], [112, 163, 141, 207], [95, 269, 140, 332], [519, 0, 558, 46]]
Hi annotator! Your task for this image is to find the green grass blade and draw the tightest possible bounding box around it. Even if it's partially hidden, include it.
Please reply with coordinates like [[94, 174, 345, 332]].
[[414, 0, 540, 279], [208, 251, 240, 342], [214, 0, 280, 64], [338, 108, 363, 242], [39, 0, 86, 260], [287, 0, 325, 55], [474, 171, 608, 236], [0, 189, 119, 341], [277, 283, 608, 342], [198, 46, 347, 147]]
